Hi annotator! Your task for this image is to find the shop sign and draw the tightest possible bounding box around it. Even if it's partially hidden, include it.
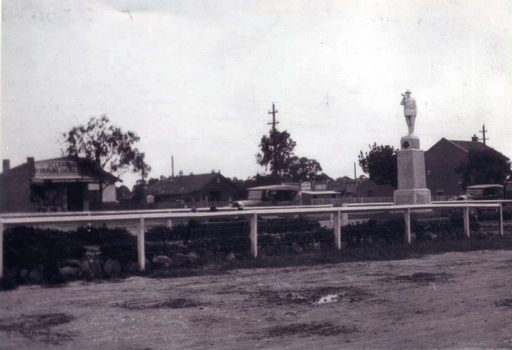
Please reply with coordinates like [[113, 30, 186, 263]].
[[301, 182, 312, 191], [34, 159, 87, 180], [315, 183, 327, 190]]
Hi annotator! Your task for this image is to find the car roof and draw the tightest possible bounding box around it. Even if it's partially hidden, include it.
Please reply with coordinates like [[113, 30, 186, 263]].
[[247, 184, 300, 191], [467, 184, 503, 189]]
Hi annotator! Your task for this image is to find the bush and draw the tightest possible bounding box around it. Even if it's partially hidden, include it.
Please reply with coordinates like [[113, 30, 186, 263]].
[[3, 226, 137, 282], [145, 219, 250, 255], [4, 226, 86, 271], [73, 226, 137, 264]]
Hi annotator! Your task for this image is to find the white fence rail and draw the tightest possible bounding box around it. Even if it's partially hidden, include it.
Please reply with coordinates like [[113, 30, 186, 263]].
[[0, 201, 507, 277]]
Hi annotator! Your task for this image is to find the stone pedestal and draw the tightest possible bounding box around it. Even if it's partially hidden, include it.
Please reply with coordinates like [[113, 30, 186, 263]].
[[394, 135, 431, 205]]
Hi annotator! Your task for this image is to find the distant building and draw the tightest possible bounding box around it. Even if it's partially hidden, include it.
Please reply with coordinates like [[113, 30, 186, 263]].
[[299, 181, 341, 205], [356, 179, 394, 198], [146, 172, 241, 207], [425, 137, 509, 198], [0, 157, 118, 213], [328, 176, 361, 197]]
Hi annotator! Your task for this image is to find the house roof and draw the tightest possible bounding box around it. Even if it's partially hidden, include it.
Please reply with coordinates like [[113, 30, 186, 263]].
[[2, 156, 119, 182], [146, 172, 230, 196], [447, 139, 491, 153], [429, 138, 508, 160]]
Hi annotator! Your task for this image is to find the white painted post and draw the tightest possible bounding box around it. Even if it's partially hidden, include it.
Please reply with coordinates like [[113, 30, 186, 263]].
[[342, 203, 349, 226], [499, 202, 504, 236], [0, 221, 3, 278], [334, 211, 341, 249], [463, 207, 470, 238], [404, 207, 411, 244], [138, 217, 145, 271], [166, 219, 173, 228], [250, 212, 258, 258]]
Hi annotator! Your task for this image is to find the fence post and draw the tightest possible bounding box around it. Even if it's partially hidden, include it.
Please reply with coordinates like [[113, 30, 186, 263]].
[[499, 202, 504, 236], [341, 203, 349, 226], [463, 207, 470, 238], [250, 212, 258, 258], [0, 221, 3, 278], [334, 210, 341, 249], [404, 207, 411, 243], [166, 219, 173, 228], [138, 217, 145, 271]]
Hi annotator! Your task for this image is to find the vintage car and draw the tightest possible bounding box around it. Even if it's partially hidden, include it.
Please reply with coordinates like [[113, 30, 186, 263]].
[[230, 184, 302, 209], [464, 184, 504, 200]]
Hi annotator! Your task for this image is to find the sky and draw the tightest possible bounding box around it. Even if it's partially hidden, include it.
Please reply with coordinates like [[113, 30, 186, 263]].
[[2, 0, 512, 189]]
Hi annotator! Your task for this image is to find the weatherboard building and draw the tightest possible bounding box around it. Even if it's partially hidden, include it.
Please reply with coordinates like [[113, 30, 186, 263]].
[[0, 157, 117, 213]]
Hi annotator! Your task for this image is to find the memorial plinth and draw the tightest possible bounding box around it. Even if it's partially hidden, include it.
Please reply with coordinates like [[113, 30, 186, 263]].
[[394, 135, 431, 205]]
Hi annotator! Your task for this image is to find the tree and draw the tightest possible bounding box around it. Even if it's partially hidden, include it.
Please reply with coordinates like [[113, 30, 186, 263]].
[[288, 156, 323, 182], [131, 180, 147, 204], [256, 129, 296, 178], [455, 148, 511, 190], [63, 115, 151, 202], [358, 143, 398, 188], [148, 178, 159, 186]]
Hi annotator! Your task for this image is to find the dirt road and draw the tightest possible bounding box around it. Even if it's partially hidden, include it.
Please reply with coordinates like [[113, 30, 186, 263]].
[[1, 250, 512, 349]]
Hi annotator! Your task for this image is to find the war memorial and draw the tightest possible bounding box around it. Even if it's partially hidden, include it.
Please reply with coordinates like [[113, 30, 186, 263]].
[[394, 90, 431, 205]]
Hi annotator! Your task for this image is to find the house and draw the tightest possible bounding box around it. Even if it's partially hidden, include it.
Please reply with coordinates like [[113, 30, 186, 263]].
[[145, 172, 241, 207], [328, 176, 363, 197], [356, 179, 394, 198], [0, 157, 118, 213], [424, 136, 509, 198]]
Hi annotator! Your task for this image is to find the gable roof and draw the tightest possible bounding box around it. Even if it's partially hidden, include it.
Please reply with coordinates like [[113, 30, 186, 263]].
[[147, 172, 231, 196], [1, 156, 119, 182], [429, 138, 508, 160], [447, 139, 491, 153]]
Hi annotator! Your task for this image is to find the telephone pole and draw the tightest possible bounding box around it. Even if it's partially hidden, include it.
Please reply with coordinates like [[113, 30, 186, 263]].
[[267, 102, 279, 132], [479, 124, 488, 145], [267, 102, 280, 177]]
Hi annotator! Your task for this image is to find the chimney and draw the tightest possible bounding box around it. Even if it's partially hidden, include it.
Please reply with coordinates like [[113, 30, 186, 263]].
[[27, 157, 35, 176], [471, 134, 479, 142], [2, 159, 10, 173]]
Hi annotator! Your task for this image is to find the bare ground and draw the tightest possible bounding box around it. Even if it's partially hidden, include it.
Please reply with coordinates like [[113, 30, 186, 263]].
[[1, 250, 512, 350]]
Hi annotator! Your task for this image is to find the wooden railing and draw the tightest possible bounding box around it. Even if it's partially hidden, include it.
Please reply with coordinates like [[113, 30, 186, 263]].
[[0, 201, 507, 277]]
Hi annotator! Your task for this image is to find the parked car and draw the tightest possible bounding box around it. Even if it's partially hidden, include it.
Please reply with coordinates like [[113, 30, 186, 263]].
[[230, 184, 302, 209], [465, 184, 504, 200]]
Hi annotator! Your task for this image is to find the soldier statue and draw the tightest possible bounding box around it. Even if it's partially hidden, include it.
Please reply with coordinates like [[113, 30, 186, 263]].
[[400, 89, 417, 135]]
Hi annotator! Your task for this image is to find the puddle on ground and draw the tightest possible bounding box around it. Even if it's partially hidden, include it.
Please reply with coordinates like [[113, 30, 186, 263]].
[[316, 294, 339, 304]]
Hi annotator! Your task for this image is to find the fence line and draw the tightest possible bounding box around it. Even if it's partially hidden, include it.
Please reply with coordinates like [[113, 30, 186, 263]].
[[0, 201, 507, 277]]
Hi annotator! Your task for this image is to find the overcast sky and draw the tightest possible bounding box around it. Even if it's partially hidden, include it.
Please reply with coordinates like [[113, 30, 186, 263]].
[[2, 0, 511, 188]]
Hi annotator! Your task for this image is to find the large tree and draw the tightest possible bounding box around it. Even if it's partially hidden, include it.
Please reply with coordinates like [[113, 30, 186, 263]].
[[358, 143, 398, 188], [288, 156, 323, 182], [256, 129, 296, 178], [63, 115, 151, 202], [455, 148, 511, 190]]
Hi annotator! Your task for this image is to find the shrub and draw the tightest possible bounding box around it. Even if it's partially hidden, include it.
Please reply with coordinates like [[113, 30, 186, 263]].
[[74, 226, 137, 264], [3, 226, 86, 271], [3, 226, 137, 280]]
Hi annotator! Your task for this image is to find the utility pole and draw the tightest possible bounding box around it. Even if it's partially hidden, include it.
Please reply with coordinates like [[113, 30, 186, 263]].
[[267, 102, 279, 132], [267, 102, 280, 177], [479, 124, 488, 145]]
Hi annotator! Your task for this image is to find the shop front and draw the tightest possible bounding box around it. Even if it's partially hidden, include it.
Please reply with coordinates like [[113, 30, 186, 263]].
[[1, 157, 117, 213]]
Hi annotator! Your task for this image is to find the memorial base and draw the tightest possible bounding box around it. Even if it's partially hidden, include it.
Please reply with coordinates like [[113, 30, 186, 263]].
[[394, 188, 431, 206]]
